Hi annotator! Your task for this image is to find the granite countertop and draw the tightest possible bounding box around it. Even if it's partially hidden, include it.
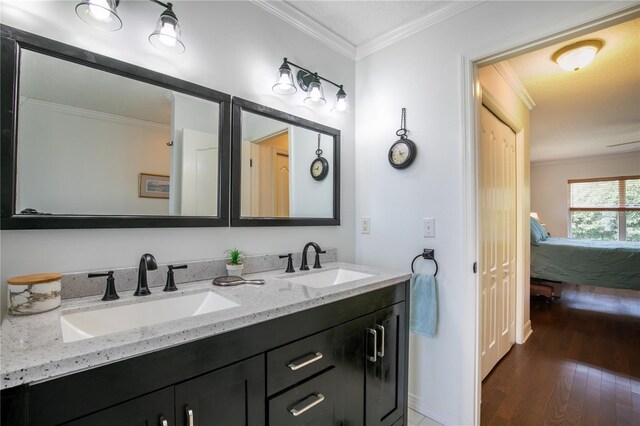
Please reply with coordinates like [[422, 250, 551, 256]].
[[1, 262, 410, 389]]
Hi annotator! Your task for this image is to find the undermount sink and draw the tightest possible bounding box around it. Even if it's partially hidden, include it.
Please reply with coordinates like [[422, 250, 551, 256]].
[[60, 291, 239, 343], [284, 268, 375, 288]]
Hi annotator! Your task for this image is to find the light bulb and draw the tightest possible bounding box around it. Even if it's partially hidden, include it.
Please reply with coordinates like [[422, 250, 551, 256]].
[[158, 22, 177, 47], [331, 87, 350, 114], [304, 76, 326, 106], [272, 60, 297, 95], [89, 0, 111, 21]]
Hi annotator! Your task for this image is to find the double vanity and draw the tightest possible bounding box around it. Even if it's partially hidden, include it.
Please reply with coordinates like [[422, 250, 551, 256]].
[[1, 259, 410, 426], [0, 25, 409, 426]]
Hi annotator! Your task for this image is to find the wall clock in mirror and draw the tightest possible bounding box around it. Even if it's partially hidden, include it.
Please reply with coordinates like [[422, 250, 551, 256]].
[[310, 134, 329, 180]]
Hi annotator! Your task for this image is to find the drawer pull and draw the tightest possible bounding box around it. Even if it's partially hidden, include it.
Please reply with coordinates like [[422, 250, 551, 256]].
[[366, 328, 377, 362], [185, 406, 194, 426], [288, 393, 325, 416], [375, 324, 385, 358], [159, 415, 168, 426], [288, 352, 323, 371]]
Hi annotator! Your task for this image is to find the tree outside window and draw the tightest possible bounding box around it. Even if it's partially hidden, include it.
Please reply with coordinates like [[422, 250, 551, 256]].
[[569, 176, 640, 241]]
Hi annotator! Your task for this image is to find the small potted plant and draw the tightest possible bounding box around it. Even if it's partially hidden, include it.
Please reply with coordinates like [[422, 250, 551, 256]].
[[225, 248, 247, 276]]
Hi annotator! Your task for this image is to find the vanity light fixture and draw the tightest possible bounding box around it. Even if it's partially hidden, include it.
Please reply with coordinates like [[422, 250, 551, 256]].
[[272, 58, 350, 114], [75, 0, 122, 31], [552, 40, 602, 72], [75, 0, 185, 54]]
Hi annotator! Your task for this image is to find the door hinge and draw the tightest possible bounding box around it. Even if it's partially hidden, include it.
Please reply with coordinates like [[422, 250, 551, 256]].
[[473, 262, 477, 273], [250, 158, 253, 167]]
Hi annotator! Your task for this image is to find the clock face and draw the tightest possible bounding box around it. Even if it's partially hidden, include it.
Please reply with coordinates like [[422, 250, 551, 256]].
[[388, 138, 416, 169], [310, 157, 329, 180], [391, 142, 410, 165]]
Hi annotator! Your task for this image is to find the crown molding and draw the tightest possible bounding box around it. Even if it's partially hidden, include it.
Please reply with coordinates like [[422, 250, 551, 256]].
[[356, 1, 484, 60], [492, 61, 536, 111], [21, 97, 171, 131], [249, 0, 357, 60]]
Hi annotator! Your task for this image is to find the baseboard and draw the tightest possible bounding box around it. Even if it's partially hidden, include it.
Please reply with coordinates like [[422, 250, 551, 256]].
[[409, 393, 461, 425], [521, 320, 533, 343]]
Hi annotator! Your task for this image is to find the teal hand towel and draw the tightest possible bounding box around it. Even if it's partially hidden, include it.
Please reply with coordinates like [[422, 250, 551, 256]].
[[410, 273, 437, 337]]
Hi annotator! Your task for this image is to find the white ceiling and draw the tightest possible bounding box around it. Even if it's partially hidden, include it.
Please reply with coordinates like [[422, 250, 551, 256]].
[[20, 49, 173, 125], [284, 0, 446, 46], [506, 18, 640, 163]]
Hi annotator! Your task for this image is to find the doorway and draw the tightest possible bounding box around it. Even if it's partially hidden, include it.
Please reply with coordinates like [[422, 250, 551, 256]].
[[463, 4, 640, 424]]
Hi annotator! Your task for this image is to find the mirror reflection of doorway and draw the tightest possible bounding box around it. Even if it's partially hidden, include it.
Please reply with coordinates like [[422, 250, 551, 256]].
[[250, 130, 290, 217]]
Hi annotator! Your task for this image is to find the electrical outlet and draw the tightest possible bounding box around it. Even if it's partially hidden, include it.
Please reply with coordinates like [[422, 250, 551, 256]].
[[361, 216, 370, 234], [423, 217, 435, 238]]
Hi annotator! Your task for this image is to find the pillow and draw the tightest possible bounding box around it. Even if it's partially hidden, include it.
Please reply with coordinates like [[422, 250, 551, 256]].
[[536, 221, 550, 240], [530, 217, 545, 245]]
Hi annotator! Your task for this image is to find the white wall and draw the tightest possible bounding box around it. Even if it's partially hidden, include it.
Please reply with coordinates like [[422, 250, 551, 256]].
[[0, 1, 355, 318], [17, 99, 170, 216], [354, 1, 616, 424], [531, 152, 640, 237], [289, 129, 334, 218]]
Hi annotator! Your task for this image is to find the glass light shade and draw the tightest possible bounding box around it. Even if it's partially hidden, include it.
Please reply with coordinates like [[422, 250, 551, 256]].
[[272, 62, 297, 95], [149, 13, 185, 54], [331, 88, 350, 114], [304, 77, 326, 107], [552, 40, 602, 72], [75, 0, 122, 31]]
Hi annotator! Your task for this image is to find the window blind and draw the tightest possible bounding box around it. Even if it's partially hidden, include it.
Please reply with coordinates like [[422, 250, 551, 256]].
[[568, 175, 640, 211]]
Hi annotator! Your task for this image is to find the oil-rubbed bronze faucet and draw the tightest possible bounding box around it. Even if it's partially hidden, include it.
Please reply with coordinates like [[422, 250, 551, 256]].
[[300, 242, 326, 270], [135, 253, 157, 296]]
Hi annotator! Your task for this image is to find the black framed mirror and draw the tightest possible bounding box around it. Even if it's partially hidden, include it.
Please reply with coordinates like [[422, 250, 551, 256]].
[[231, 98, 340, 226], [1, 25, 231, 229]]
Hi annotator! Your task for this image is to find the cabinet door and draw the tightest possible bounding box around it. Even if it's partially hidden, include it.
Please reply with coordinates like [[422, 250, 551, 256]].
[[174, 355, 265, 426], [365, 303, 406, 426], [63, 387, 174, 426]]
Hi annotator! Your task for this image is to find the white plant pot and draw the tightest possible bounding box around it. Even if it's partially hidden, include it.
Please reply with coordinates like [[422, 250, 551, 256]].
[[226, 263, 244, 276]]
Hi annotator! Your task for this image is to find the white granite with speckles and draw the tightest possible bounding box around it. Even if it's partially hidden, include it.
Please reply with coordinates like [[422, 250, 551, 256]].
[[1, 262, 409, 389]]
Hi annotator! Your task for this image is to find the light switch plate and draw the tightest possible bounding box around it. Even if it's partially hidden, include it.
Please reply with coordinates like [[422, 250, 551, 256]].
[[423, 217, 435, 237], [361, 216, 370, 234]]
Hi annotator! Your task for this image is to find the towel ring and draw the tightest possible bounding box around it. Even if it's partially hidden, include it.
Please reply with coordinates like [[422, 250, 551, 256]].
[[411, 249, 438, 276]]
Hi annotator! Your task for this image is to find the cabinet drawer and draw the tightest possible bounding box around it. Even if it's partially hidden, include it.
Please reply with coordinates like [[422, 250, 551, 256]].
[[268, 368, 337, 426], [267, 328, 334, 395]]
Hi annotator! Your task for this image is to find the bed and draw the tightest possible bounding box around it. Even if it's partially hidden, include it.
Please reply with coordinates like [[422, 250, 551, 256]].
[[530, 219, 640, 291]]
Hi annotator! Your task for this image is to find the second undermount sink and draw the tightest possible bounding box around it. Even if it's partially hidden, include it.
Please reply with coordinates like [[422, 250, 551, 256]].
[[60, 291, 239, 343], [284, 268, 376, 289]]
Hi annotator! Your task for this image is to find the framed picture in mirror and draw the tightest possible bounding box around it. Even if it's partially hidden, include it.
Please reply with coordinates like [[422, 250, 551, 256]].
[[1, 25, 231, 229]]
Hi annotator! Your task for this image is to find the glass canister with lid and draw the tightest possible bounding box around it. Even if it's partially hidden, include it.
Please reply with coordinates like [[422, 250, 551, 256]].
[[8, 273, 62, 315]]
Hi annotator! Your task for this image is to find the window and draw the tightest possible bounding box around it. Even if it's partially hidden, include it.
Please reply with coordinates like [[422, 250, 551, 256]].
[[568, 176, 640, 241]]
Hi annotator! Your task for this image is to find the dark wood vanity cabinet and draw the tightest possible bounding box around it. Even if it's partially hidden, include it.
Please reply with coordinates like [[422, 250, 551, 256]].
[[336, 303, 406, 426], [1, 282, 409, 426]]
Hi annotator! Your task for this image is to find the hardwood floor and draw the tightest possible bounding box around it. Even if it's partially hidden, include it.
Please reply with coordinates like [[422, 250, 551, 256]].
[[481, 283, 640, 425]]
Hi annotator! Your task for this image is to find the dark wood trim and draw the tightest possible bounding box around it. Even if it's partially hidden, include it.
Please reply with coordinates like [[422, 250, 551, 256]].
[[23, 282, 406, 425], [0, 25, 231, 229], [230, 97, 341, 227]]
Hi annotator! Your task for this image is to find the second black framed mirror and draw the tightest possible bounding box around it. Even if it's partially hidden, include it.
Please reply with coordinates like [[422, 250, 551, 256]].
[[231, 98, 340, 226]]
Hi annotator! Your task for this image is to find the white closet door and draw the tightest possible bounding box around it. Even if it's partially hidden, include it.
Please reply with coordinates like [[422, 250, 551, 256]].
[[480, 106, 517, 380]]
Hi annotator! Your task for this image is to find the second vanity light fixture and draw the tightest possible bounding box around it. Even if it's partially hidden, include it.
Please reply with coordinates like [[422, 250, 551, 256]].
[[273, 58, 351, 114], [75, 0, 185, 54]]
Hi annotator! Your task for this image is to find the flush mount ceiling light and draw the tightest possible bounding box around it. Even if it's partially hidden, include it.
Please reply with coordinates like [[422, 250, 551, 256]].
[[552, 40, 603, 72], [272, 58, 350, 114], [75, 0, 185, 54]]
